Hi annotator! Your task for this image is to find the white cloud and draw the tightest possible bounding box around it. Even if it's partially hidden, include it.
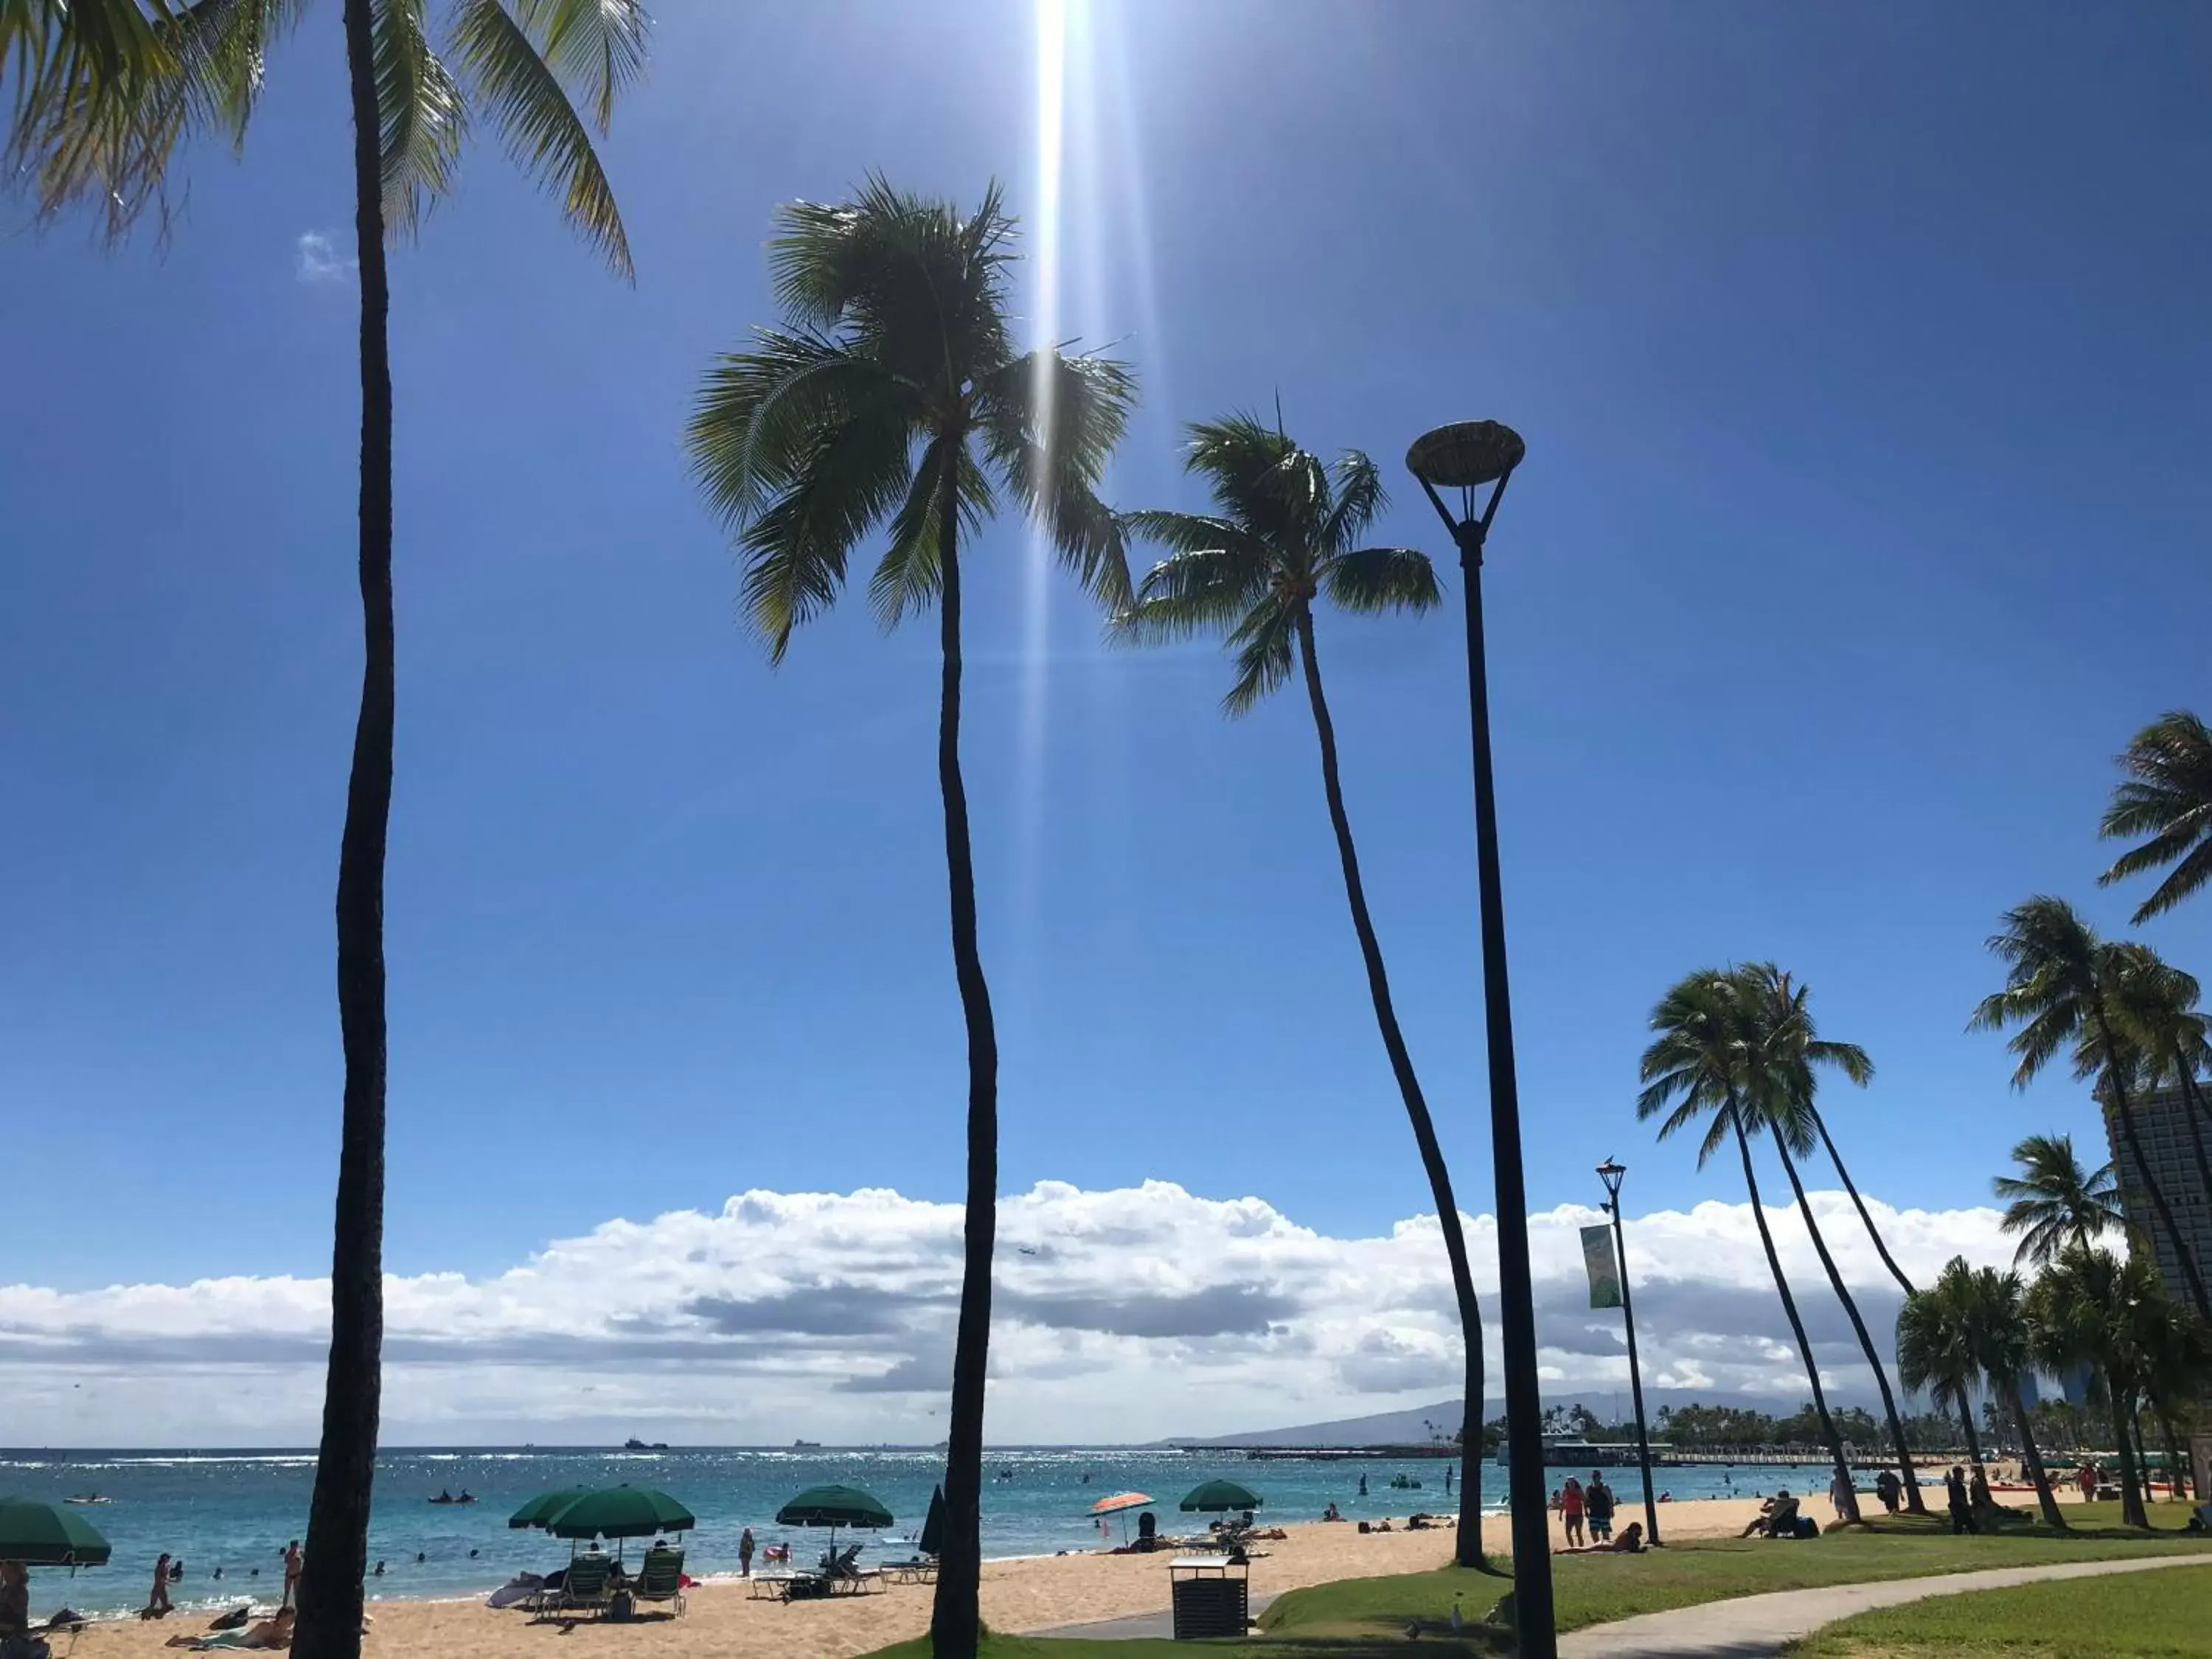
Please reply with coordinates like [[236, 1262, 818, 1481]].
[[0, 1182, 2014, 1446], [294, 230, 355, 284]]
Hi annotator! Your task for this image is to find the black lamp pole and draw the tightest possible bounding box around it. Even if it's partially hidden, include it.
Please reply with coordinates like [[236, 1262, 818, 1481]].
[[1407, 421, 1552, 1658], [1597, 1157, 1660, 1548]]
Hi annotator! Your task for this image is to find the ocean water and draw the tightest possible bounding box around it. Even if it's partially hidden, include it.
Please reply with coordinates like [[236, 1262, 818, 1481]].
[[0, 1447, 1839, 1618]]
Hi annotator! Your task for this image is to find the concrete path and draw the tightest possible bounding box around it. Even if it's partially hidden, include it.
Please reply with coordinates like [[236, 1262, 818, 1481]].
[[1557, 1553, 2212, 1658]]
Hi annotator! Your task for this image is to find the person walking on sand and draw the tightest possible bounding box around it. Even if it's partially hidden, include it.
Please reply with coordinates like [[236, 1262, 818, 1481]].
[[738, 1528, 755, 1578], [1559, 1478, 1586, 1548], [145, 1554, 174, 1619], [1585, 1472, 1615, 1544], [280, 1543, 302, 1612], [1874, 1468, 1902, 1514], [2077, 1461, 2098, 1503], [1830, 1467, 1855, 1519]]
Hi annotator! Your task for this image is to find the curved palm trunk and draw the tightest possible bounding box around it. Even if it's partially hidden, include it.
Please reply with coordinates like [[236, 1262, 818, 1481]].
[[928, 446, 1001, 1659], [1770, 1141, 1893, 1522], [2095, 1010, 2211, 1320], [1294, 616, 1486, 1568], [1729, 1114, 1857, 1520], [2000, 1380, 2065, 1528], [1806, 1110, 1928, 1513], [296, 7, 392, 1656]]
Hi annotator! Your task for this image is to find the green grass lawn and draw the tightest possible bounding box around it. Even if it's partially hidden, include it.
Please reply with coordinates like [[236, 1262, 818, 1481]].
[[1256, 1506, 2211, 1644], [1785, 1558, 2212, 1657], [851, 1505, 2211, 1659]]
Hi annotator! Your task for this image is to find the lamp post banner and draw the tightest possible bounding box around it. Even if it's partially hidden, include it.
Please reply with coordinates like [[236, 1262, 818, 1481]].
[[1581, 1224, 1622, 1310]]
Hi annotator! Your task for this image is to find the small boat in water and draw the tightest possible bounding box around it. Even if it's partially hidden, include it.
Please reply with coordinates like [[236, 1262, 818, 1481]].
[[63, 1494, 110, 1505]]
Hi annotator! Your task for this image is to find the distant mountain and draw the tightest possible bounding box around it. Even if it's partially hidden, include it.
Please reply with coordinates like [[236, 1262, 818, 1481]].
[[1169, 1388, 1885, 1448]]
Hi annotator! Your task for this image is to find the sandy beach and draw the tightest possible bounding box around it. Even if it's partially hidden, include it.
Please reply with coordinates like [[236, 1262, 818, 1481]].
[[50, 1500, 1834, 1659]]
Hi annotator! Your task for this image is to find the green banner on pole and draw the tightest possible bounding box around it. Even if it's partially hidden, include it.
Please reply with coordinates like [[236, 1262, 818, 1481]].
[[1582, 1224, 1622, 1310]]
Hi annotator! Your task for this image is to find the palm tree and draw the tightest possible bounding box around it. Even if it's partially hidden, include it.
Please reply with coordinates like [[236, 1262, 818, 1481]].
[[2104, 942, 2212, 1232], [1896, 1260, 1992, 1488], [686, 181, 1133, 1659], [1969, 897, 2211, 1321], [1732, 964, 1899, 1517], [1113, 416, 1488, 1567], [1958, 1266, 2066, 1528], [2098, 710, 2212, 922], [1992, 1133, 2127, 1265], [10, 10, 645, 1657], [1638, 967, 1860, 1519], [2027, 1246, 2163, 1527]]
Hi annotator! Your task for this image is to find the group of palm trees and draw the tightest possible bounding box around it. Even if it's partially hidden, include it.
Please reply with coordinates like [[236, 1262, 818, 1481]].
[[15, 9, 2212, 1654], [686, 182, 1507, 1638], [1637, 712, 2212, 1540], [8, 10, 1503, 1634]]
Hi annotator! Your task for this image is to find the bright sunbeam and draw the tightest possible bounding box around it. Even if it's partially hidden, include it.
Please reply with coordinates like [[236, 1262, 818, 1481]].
[[1009, 0, 1068, 955]]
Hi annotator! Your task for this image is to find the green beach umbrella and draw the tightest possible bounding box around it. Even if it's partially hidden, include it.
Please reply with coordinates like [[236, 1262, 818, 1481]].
[[917, 1485, 945, 1559], [775, 1484, 893, 1529], [508, 1486, 595, 1530], [776, 1482, 892, 1567], [0, 1498, 112, 1566], [543, 1485, 696, 1540], [1178, 1479, 1262, 1514]]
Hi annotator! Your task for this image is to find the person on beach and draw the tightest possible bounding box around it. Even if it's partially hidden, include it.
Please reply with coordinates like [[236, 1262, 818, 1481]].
[[1559, 1478, 1586, 1548], [1829, 1468, 1854, 1517], [1, 1561, 29, 1638], [1585, 1472, 1615, 1543], [738, 1528, 756, 1577], [279, 1543, 301, 1612], [1874, 1469, 1902, 1514], [1945, 1466, 1976, 1534], [2078, 1461, 2099, 1501], [145, 1556, 174, 1619]]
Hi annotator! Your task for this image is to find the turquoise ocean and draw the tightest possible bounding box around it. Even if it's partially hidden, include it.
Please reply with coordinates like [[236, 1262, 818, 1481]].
[[1, 1447, 1839, 1618]]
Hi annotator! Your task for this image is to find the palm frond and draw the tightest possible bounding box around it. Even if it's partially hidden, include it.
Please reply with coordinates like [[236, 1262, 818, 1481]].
[[2097, 712, 2212, 917], [733, 408, 916, 661], [973, 347, 1138, 611], [451, 0, 630, 278], [375, 0, 462, 240], [1322, 545, 1439, 615], [686, 330, 919, 526], [1183, 413, 1307, 536], [1318, 450, 1384, 552], [5, 0, 279, 239], [509, 0, 644, 130], [768, 176, 1015, 392], [1222, 598, 1295, 717], [867, 434, 996, 630], [1109, 518, 1273, 647]]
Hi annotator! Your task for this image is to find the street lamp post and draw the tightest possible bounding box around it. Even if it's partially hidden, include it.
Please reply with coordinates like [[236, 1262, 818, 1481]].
[[1596, 1157, 1660, 1548], [1406, 421, 1554, 1657]]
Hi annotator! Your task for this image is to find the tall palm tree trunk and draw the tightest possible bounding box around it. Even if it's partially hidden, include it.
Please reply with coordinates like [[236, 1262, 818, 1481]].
[[2000, 1381, 2065, 1528], [1730, 1116, 1856, 1514], [2095, 1009, 2211, 1319], [296, 7, 392, 1656], [2109, 1381, 2147, 1527], [1294, 616, 1485, 1568], [1771, 1141, 1898, 1522], [1807, 1110, 1928, 1512], [929, 448, 1000, 1659]]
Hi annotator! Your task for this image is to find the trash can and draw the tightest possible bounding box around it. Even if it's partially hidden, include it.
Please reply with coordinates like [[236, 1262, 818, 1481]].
[[1168, 1555, 1248, 1640]]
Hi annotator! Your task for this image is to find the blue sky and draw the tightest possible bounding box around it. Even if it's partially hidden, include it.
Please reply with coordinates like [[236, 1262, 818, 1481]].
[[5, 0, 2210, 1326]]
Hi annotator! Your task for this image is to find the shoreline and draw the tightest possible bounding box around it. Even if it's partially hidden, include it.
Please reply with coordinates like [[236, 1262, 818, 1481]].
[[37, 1501, 1814, 1659]]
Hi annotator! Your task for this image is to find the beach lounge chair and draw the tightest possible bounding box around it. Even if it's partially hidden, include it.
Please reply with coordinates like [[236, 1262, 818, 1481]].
[[631, 1548, 686, 1617], [549, 1554, 612, 1621]]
